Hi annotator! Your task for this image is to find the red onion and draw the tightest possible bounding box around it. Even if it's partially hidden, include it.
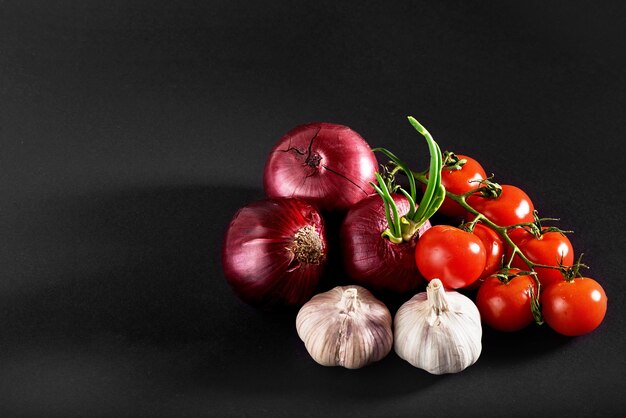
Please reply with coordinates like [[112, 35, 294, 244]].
[[263, 122, 378, 211], [338, 118, 445, 295], [222, 198, 327, 308], [340, 194, 431, 294]]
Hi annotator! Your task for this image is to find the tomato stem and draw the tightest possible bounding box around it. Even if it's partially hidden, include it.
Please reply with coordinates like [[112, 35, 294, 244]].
[[378, 120, 580, 326], [528, 284, 544, 325], [564, 253, 589, 282], [460, 213, 485, 232], [412, 169, 563, 271], [442, 151, 467, 171], [411, 168, 565, 325]]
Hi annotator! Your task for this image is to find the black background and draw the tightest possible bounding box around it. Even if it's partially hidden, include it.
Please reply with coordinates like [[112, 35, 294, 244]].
[[2, 1, 626, 416]]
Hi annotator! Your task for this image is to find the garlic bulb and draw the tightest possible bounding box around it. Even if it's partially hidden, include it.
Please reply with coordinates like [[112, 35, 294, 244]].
[[394, 279, 482, 374], [296, 285, 393, 369]]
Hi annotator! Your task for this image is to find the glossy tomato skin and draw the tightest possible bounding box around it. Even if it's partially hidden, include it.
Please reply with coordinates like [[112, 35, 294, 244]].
[[507, 227, 534, 250], [510, 230, 574, 288], [466, 185, 535, 227], [475, 270, 537, 332], [414, 225, 487, 289], [464, 223, 504, 290], [432, 155, 487, 218], [541, 278, 607, 336]]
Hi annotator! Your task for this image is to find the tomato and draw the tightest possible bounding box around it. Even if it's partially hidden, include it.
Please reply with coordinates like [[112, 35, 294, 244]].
[[541, 277, 607, 336], [429, 154, 487, 218], [464, 223, 504, 290], [475, 269, 538, 332], [414, 225, 487, 289], [466, 185, 535, 227], [510, 230, 574, 288], [507, 227, 534, 249]]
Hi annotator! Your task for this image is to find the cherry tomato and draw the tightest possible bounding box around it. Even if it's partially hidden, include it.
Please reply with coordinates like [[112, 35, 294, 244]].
[[541, 277, 607, 336], [429, 154, 487, 218], [510, 230, 574, 288], [466, 185, 535, 226], [415, 225, 487, 289], [475, 269, 538, 332], [464, 223, 504, 290], [507, 227, 534, 250]]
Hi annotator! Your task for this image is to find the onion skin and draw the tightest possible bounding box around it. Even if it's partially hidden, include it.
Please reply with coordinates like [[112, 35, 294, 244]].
[[221, 198, 327, 308], [340, 194, 431, 294], [263, 122, 378, 212]]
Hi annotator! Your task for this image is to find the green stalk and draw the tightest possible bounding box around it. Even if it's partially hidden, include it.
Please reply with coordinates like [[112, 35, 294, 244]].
[[411, 169, 568, 326], [371, 173, 403, 244], [407, 117, 445, 226], [371, 116, 574, 326], [370, 117, 445, 243], [372, 147, 417, 218]]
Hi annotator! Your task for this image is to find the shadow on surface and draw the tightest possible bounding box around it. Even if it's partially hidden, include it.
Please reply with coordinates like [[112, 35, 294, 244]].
[[0, 184, 264, 345], [0, 184, 574, 411], [480, 322, 572, 365]]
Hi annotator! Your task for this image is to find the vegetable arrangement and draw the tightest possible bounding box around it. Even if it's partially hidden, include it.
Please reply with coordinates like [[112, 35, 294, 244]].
[[221, 117, 608, 374]]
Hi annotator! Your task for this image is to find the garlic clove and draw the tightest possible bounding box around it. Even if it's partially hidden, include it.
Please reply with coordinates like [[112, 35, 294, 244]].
[[296, 285, 393, 369], [394, 279, 482, 374]]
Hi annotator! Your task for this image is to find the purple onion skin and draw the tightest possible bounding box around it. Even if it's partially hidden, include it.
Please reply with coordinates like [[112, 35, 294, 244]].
[[341, 194, 431, 295], [263, 123, 378, 212], [222, 198, 327, 308]]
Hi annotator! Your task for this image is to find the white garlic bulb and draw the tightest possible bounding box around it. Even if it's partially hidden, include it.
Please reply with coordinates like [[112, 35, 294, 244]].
[[394, 279, 482, 374], [296, 285, 393, 369]]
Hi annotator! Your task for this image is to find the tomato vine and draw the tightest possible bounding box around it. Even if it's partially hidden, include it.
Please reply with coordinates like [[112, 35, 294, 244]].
[[374, 116, 582, 325]]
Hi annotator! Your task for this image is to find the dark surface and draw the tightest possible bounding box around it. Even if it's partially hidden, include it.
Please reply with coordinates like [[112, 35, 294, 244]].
[[2, 1, 625, 416]]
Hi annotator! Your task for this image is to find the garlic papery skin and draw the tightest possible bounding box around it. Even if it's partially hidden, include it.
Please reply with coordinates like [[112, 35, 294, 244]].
[[296, 285, 393, 369], [394, 279, 482, 375]]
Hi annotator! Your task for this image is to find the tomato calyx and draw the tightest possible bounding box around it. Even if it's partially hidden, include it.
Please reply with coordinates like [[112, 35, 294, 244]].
[[505, 213, 576, 291], [491, 268, 544, 325], [369, 117, 605, 335], [442, 151, 467, 171], [459, 218, 480, 233], [562, 253, 590, 283], [507, 210, 573, 240], [528, 282, 544, 325], [378, 163, 403, 194], [377, 121, 594, 309], [471, 177, 503, 199], [493, 267, 535, 285]]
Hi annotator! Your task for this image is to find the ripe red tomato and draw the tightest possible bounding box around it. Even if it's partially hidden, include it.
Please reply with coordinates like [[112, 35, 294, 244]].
[[541, 277, 607, 336], [510, 230, 574, 288], [464, 223, 504, 290], [466, 185, 535, 226], [507, 227, 534, 249], [475, 269, 538, 332], [414, 225, 487, 289], [432, 155, 487, 218]]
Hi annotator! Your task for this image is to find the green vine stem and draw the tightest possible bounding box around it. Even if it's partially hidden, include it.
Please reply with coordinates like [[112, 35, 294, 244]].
[[491, 267, 544, 325], [442, 151, 467, 171], [563, 253, 589, 282], [410, 168, 572, 325], [412, 171, 563, 270], [376, 119, 578, 326]]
